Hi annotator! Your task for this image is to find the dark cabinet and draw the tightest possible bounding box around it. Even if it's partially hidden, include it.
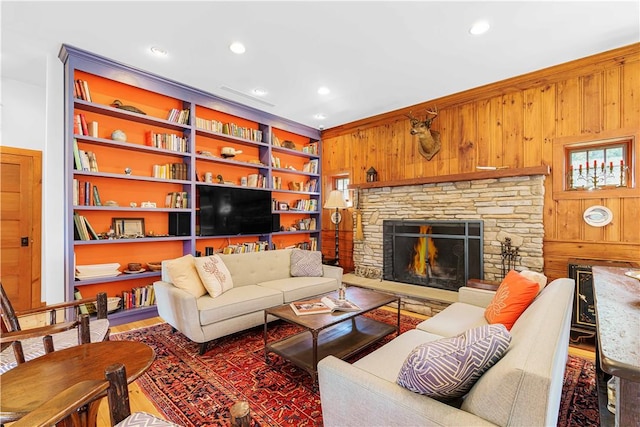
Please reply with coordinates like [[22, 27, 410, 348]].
[[568, 259, 636, 339]]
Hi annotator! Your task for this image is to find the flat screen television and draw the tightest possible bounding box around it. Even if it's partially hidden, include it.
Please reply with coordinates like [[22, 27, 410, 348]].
[[198, 186, 273, 236]]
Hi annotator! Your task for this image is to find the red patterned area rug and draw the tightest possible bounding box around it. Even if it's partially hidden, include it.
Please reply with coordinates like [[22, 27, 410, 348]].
[[113, 311, 599, 427]]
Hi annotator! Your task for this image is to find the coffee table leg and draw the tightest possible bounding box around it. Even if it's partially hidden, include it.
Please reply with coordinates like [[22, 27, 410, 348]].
[[264, 310, 269, 364], [396, 297, 401, 336], [312, 330, 319, 389]]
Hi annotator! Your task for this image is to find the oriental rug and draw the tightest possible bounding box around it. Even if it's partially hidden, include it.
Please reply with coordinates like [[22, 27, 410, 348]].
[[113, 310, 599, 426]]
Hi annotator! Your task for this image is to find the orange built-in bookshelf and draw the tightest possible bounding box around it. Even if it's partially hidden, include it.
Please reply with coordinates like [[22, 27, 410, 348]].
[[62, 45, 322, 325]]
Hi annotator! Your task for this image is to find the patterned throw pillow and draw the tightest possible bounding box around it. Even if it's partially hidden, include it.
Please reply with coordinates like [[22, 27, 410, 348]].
[[164, 254, 207, 298], [290, 249, 323, 277], [484, 270, 540, 330], [397, 324, 511, 399], [194, 254, 234, 298]]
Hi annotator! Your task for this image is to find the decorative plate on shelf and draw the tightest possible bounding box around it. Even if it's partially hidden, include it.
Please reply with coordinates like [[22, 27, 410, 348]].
[[123, 268, 146, 274], [583, 205, 613, 227], [624, 270, 640, 280]]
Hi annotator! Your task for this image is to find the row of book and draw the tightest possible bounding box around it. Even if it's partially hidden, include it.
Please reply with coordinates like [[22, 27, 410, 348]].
[[73, 179, 102, 206], [220, 241, 270, 254], [303, 159, 319, 174], [74, 113, 98, 137], [152, 163, 188, 180], [165, 191, 188, 209], [144, 131, 189, 152], [166, 108, 190, 124], [194, 117, 264, 142], [74, 212, 99, 240], [122, 284, 156, 309], [74, 79, 92, 102], [73, 139, 99, 172], [284, 238, 318, 251], [287, 178, 318, 192], [289, 199, 319, 212], [247, 173, 267, 188]]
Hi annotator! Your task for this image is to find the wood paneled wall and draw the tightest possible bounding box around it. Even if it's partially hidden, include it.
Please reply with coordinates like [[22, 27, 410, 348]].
[[321, 43, 640, 279]]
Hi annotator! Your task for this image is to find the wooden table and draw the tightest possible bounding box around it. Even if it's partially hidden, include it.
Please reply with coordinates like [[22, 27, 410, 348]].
[[592, 266, 640, 427], [0, 340, 155, 426], [264, 286, 399, 387]]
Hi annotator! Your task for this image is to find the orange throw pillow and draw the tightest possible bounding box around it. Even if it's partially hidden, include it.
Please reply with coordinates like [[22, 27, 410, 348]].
[[484, 270, 540, 330]]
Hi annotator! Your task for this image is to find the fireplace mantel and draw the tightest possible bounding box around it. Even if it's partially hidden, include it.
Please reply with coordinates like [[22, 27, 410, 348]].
[[349, 164, 550, 190]]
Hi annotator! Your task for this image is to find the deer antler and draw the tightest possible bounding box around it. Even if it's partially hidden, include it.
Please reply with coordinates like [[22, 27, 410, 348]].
[[426, 106, 438, 117], [405, 111, 418, 121]]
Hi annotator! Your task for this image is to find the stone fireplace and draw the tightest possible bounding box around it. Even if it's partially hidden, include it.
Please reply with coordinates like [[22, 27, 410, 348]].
[[353, 172, 546, 286], [383, 220, 483, 291]]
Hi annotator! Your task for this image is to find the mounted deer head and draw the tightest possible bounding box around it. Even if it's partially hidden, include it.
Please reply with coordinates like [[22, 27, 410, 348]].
[[407, 107, 441, 161]]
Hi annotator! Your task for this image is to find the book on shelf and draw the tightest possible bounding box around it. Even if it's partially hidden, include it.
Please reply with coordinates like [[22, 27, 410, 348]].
[[73, 139, 82, 170], [165, 191, 188, 209], [74, 79, 92, 102], [289, 296, 361, 316], [88, 121, 99, 138], [92, 185, 102, 206]]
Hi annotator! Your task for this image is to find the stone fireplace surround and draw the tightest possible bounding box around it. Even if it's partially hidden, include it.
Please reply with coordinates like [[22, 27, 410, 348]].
[[346, 167, 547, 316]]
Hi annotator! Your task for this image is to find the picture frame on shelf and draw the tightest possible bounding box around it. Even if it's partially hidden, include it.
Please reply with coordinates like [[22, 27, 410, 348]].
[[278, 203, 289, 211], [112, 217, 145, 238]]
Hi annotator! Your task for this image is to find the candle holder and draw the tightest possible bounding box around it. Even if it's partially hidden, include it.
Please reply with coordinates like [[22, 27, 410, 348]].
[[567, 163, 628, 190]]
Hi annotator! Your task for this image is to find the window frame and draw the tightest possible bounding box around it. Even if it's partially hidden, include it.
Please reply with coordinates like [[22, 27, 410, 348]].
[[552, 129, 639, 200]]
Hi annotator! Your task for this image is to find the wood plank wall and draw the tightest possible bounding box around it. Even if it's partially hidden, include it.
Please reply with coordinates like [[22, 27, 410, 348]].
[[320, 43, 640, 280]]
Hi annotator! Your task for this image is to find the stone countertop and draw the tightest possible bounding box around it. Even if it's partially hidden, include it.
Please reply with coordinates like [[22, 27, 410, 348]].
[[592, 266, 640, 382]]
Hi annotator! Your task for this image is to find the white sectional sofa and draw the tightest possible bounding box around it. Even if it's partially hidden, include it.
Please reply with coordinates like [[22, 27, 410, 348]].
[[318, 277, 575, 427], [154, 249, 343, 354]]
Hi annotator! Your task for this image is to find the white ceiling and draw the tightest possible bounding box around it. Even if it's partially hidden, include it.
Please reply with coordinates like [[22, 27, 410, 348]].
[[2, 1, 639, 130]]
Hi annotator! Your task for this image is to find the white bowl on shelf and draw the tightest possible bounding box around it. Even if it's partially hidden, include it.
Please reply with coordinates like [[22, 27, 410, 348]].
[[93, 296, 121, 313]]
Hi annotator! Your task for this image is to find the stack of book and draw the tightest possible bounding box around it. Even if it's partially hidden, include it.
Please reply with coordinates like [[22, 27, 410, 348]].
[[122, 284, 155, 309]]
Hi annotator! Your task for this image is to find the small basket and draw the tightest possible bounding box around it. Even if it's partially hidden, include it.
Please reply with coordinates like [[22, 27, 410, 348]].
[[147, 261, 162, 271]]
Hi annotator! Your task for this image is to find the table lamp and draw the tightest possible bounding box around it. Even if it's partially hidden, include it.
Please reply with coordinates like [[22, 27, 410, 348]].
[[324, 190, 348, 266]]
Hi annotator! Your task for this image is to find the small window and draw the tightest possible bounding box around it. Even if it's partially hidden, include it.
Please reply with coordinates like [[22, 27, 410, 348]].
[[566, 138, 631, 190], [334, 177, 352, 207]]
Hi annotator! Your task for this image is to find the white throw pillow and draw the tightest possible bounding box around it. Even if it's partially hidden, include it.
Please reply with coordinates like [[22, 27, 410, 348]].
[[164, 254, 207, 298], [290, 249, 323, 277], [519, 270, 548, 293], [194, 254, 234, 297]]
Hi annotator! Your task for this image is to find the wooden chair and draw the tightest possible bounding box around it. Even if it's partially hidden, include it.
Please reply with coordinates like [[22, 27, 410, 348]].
[[0, 282, 110, 372], [11, 362, 177, 427]]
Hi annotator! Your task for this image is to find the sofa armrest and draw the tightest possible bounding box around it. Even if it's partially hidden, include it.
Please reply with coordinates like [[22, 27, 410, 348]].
[[458, 286, 496, 308], [153, 281, 206, 343], [317, 356, 496, 427], [322, 264, 343, 285]]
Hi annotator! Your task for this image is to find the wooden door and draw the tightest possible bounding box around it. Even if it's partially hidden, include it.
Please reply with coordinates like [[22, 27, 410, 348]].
[[0, 147, 42, 311]]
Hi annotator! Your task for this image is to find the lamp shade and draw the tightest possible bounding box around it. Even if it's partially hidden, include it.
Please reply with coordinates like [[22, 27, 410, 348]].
[[324, 190, 348, 209]]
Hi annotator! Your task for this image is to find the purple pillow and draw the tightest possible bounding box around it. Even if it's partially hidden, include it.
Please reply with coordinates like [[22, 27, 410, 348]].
[[397, 324, 511, 399]]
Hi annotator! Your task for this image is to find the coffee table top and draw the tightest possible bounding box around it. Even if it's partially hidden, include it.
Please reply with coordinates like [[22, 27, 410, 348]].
[[266, 286, 397, 330]]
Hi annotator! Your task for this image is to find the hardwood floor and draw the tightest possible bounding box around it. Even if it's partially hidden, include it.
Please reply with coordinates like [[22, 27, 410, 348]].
[[99, 310, 595, 426]]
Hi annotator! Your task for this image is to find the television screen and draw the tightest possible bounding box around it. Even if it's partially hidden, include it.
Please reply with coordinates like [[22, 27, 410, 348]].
[[198, 186, 273, 236]]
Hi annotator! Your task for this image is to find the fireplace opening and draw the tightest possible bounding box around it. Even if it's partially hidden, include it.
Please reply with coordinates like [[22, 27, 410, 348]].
[[383, 220, 483, 291]]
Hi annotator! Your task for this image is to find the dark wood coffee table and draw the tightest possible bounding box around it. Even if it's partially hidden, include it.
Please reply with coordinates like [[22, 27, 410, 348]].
[[0, 341, 154, 426], [263, 286, 400, 386]]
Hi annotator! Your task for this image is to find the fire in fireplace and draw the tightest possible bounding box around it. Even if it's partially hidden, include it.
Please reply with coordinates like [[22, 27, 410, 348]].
[[383, 220, 483, 291]]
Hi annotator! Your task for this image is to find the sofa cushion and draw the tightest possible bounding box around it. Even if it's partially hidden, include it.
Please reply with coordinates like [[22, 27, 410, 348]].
[[416, 302, 488, 337], [397, 324, 511, 400], [290, 249, 323, 277], [194, 254, 234, 297], [197, 285, 283, 325], [484, 270, 539, 330], [164, 254, 207, 298], [218, 250, 293, 287], [258, 276, 338, 303]]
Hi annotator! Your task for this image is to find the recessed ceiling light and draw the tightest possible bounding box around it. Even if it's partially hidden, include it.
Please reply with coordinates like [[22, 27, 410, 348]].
[[469, 21, 490, 35], [314, 113, 327, 120], [149, 46, 168, 57], [317, 86, 330, 95], [252, 88, 268, 96], [229, 42, 246, 54]]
